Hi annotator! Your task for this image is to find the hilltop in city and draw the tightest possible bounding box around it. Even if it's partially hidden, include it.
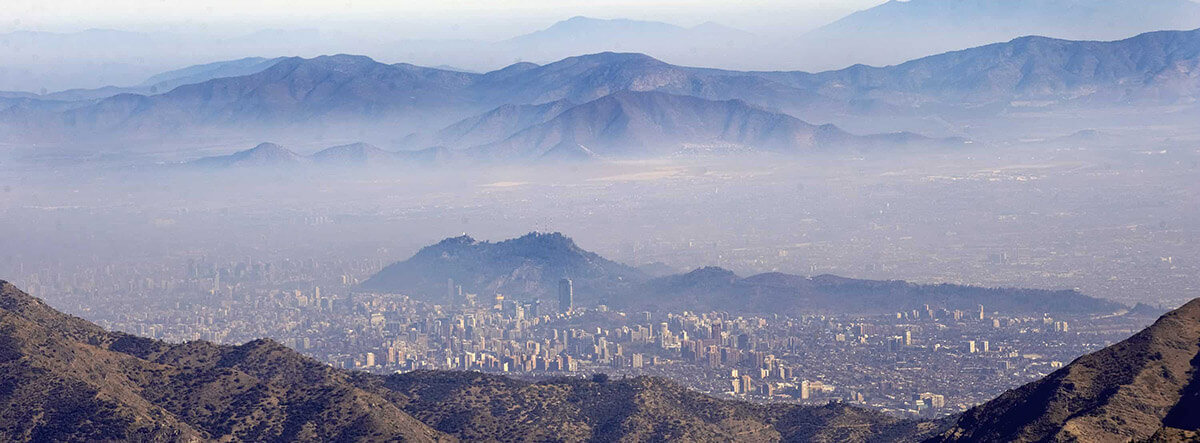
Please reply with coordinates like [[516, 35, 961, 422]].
[[0, 280, 936, 442], [361, 233, 1123, 317], [359, 232, 646, 303]]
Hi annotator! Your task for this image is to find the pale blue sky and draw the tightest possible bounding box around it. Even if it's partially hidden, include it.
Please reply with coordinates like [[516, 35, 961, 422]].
[[5, 0, 888, 37]]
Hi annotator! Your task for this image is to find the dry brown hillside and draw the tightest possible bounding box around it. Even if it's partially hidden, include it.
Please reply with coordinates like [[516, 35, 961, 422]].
[[931, 298, 1200, 443]]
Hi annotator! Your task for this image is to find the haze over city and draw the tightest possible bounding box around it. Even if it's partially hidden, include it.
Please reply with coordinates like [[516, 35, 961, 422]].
[[1, 0, 1199, 441]]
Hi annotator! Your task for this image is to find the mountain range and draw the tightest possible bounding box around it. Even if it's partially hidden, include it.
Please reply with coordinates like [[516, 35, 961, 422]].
[[464, 91, 954, 160], [800, 0, 1200, 70], [4, 26, 1200, 156], [187, 91, 959, 166], [4, 276, 1200, 440], [5, 0, 1200, 92], [360, 232, 1125, 316], [766, 27, 1200, 106]]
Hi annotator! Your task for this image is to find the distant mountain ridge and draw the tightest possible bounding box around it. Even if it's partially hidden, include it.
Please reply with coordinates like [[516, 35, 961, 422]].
[[6, 28, 1200, 152], [801, 0, 1200, 70], [187, 141, 440, 168], [434, 98, 577, 148], [362, 233, 1123, 316], [138, 57, 284, 91], [467, 90, 951, 159], [183, 91, 956, 165], [6, 3, 1198, 93], [189, 142, 304, 168], [765, 28, 1200, 106], [0, 57, 285, 103]]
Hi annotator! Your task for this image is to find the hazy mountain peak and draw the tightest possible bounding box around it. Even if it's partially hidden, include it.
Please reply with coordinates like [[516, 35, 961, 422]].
[[309, 53, 379, 65], [554, 51, 668, 67], [310, 142, 394, 165], [244, 142, 294, 156], [494, 61, 540, 72], [138, 56, 283, 91], [523, 16, 686, 37], [471, 90, 914, 159], [188, 142, 303, 168], [231, 142, 301, 162], [259, 54, 386, 78]]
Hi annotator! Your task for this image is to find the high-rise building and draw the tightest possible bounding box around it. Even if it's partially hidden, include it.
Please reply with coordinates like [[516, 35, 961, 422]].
[[558, 278, 574, 313]]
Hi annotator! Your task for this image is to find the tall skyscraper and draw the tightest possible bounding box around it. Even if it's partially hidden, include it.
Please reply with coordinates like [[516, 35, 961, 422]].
[[558, 278, 573, 313]]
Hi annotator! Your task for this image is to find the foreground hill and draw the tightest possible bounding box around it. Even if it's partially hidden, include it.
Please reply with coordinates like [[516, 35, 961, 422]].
[[0, 280, 943, 441], [363, 371, 935, 442], [0, 281, 447, 442], [932, 297, 1200, 442], [621, 267, 1124, 317], [360, 232, 646, 304]]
